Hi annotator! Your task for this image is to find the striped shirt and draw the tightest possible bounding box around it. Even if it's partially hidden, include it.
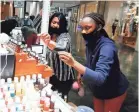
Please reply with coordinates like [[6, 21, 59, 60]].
[[46, 33, 75, 81], [33, 14, 42, 33]]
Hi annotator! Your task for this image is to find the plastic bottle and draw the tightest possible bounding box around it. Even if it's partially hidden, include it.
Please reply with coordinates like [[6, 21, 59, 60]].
[[46, 89, 52, 99], [22, 96, 27, 110], [20, 76, 25, 87], [64, 95, 67, 103], [32, 74, 37, 84], [20, 76, 25, 95], [37, 74, 42, 83], [10, 106, 16, 112], [43, 97, 50, 112], [17, 104, 24, 112], [1, 107, 8, 112], [16, 83, 21, 96], [21, 83, 27, 96], [3, 84, 8, 98], [7, 97, 14, 109], [15, 96, 21, 111], [20, 76, 25, 82], [14, 77, 19, 88], [0, 79, 5, 92], [5, 91, 10, 105], [54, 103, 60, 112], [40, 91, 46, 109], [9, 84, 15, 98], [39, 79, 45, 90], [26, 75, 31, 82], [0, 99, 6, 111], [50, 95, 56, 112], [7, 78, 12, 90]]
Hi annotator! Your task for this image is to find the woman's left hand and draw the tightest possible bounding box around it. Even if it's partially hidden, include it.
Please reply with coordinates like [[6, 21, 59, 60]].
[[58, 51, 76, 67]]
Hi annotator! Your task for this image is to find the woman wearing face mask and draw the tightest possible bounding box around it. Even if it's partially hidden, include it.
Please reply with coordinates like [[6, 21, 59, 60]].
[[40, 12, 75, 99], [58, 13, 129, 112]]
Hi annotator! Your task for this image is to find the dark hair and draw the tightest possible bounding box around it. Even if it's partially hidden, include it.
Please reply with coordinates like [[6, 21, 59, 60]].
[[83, 13, 110, 39], [25, 12, 29, 15], [30, 15, 35, 21], [48, 12, 68, 34], [1, 19, 18, 36]]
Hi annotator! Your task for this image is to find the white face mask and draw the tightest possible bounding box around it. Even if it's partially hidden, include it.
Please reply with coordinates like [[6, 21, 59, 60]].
[[25, 16, 29, 19]]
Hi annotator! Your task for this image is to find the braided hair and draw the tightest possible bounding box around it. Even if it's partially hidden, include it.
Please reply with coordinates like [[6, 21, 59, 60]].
[[83, 12, 109, 38]]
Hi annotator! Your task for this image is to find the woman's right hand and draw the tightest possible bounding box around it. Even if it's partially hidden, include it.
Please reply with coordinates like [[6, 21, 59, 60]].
[[39, 33, 51, 45]]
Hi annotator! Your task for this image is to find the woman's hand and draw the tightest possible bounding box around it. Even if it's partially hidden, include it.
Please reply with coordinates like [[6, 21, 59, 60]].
[[58, 51, 76, 67], [39, 33, 51, 45], [47, 41, 56, 50]]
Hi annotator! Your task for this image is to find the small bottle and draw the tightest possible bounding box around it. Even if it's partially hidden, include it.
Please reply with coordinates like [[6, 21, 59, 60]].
[[0, 99, 6, 110], [20, 76, 25, 83], [22, 96, 27, 109], [64, 95, 67, 103], [32, 74, 37, 84], [5, 91, 11, 105], [26, 75, 31, 86], [54, 103, 60, 112], [15, 96, 21, 111], [7, 78, 12, 90], [17, 104, 24, 112], [46, 89, 52, 99], [40, 91, 46, 109], [9, 84, 15, 98], [10, 106, 16, 112], [14, 77, 19, 88], [21, 83, 27, 96], [35, 54, 39, 63], [0, 79, 5, 92], [37, 74, 42, 83], [39, 79, 45, 90], [16, 83, 21, 96], [43, 97, 50, 112], [7, 97, 14, 109], [20, 76, 25, 88], [14, 77, 19, 83], [3, 85, 8, 98], [0, 93, 3, 99], [1, 107, 8, 112], [50, 95, 56, 112], [26, 75, 31, 81]]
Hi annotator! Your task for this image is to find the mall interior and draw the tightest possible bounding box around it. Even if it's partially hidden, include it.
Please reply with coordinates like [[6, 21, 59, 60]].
[[0, 1, 139, 112]]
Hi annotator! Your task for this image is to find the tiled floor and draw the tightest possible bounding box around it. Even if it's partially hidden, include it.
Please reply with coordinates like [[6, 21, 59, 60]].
[[68, 43, 138, 112]]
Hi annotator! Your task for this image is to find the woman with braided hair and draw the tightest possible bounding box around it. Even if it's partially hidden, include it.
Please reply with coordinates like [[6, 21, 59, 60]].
[[58, 13, 129, 112]]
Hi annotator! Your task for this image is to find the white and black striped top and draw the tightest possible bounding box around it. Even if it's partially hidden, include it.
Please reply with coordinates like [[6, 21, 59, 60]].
[[33, 14, 42, 33], [46, 33, 75, 81]]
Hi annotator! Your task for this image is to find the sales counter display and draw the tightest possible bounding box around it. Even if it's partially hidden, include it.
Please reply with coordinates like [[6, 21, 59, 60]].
[[0, 34, 74, 112], [0, 75, 72, 112]]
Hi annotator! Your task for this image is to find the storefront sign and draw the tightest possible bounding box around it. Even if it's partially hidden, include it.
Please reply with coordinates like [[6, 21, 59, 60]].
[[14, 1, 24, 8]]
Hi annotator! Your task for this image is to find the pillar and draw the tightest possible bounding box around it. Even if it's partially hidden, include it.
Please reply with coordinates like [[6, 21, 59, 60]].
[[29, 2, 37, 16], [40, 0, 51, 57]]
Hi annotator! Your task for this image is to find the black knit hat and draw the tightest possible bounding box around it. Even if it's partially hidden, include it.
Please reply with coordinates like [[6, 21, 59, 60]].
[[83, 13, 105, 28]]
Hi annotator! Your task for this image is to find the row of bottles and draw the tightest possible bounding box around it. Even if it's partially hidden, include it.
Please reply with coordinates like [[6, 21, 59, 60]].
[[0, 74, 62, 112]]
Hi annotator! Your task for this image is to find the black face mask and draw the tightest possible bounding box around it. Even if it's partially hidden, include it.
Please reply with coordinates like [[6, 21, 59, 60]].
[[49, 27, 60, 35], [81, 29, 99, 44]]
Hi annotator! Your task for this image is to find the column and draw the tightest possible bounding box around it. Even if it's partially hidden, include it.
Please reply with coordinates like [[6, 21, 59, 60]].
[[36, 2, 40, 16], [40, 0, 51, 57], [29, 2, 37, 16], [19, 8, 24, 18]]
